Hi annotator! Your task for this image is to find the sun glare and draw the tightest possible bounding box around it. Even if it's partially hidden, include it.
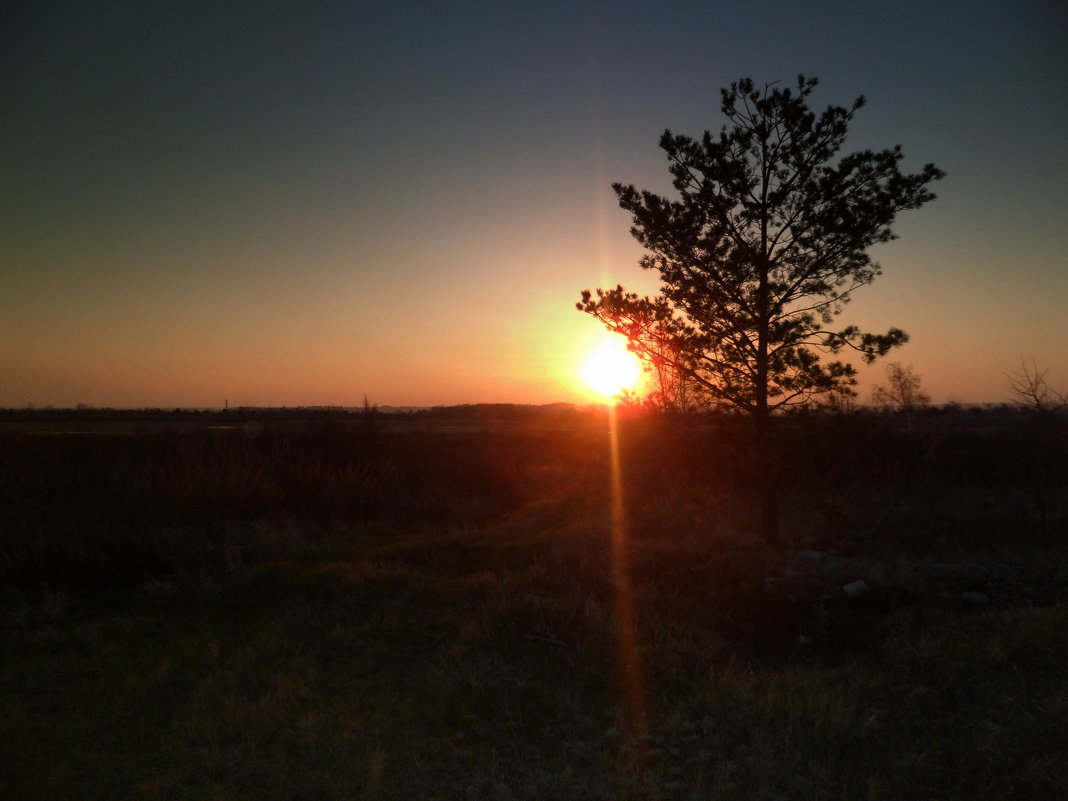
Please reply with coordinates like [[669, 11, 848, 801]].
[[581, 337, 642, 398]]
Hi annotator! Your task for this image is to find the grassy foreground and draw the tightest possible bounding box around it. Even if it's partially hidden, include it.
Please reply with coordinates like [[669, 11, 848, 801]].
[[1, 410, 1066, 799]]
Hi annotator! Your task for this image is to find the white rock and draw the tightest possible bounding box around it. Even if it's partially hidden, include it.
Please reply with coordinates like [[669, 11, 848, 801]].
[[842, 579, 868, 598]]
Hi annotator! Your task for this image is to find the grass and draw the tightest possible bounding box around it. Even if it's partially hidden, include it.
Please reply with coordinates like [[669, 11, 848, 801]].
[[1, 409, 1066, 799]]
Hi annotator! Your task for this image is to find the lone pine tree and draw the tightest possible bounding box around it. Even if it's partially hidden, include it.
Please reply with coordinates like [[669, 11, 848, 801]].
[[578, 76, 944, 545]]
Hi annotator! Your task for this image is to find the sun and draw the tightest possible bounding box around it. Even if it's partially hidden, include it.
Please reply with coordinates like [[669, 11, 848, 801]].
[[581, 336, 642, 398]]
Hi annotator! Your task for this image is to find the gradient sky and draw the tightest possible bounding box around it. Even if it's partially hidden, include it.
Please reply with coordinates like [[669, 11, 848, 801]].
[[3, 0, 1066, 407]]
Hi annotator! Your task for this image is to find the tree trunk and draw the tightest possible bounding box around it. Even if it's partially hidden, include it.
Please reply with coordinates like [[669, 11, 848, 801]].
[[754, 409, 781, 547], [754, 150, 779, 548]]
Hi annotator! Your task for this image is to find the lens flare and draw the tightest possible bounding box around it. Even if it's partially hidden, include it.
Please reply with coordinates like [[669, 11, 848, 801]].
[[606, 402, 649, 761]]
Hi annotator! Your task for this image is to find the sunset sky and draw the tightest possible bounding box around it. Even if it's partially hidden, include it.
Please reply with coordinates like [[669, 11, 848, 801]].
[[3, 1, 1066, 408]]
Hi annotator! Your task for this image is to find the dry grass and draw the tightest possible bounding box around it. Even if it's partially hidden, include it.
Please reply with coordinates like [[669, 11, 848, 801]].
[[1, 410, 1066, 798]]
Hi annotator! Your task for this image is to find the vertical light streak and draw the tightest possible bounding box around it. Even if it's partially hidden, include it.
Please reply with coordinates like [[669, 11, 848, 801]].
[[607, 403, 648, 743], [588, 45, 653, 784], [585, 46, 614, 289]]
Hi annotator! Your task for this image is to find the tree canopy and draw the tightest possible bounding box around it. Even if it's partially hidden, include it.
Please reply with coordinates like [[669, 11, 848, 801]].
[[578, 76, 944, 415]]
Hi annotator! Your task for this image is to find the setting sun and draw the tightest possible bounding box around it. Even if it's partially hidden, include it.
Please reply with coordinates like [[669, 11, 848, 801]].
[[581, 337, 642, 398]]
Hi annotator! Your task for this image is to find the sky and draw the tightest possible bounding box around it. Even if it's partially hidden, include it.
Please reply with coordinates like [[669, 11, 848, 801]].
[[3, 0, 1066, 408]]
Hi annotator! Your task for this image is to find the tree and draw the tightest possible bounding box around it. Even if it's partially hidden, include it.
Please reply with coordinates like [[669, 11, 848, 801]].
[[871, 362, 935, 472], [871, 362, 930, 411], [1005, 361, 1067, 530], [636, 335, 702, 414], [577, 76, 944, 545], [1006, 360, 1067, 416]]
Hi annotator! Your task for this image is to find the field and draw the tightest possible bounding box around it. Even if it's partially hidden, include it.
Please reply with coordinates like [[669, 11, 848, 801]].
[[2, 406, 1066, 800]]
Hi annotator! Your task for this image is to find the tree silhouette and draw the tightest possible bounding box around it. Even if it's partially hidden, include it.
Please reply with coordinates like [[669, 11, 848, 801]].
[[1006, 360, 1067, 416], [871, 362, 930, 411], [578, 76, 944, 545], [1004, 361, 1067, 530]]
